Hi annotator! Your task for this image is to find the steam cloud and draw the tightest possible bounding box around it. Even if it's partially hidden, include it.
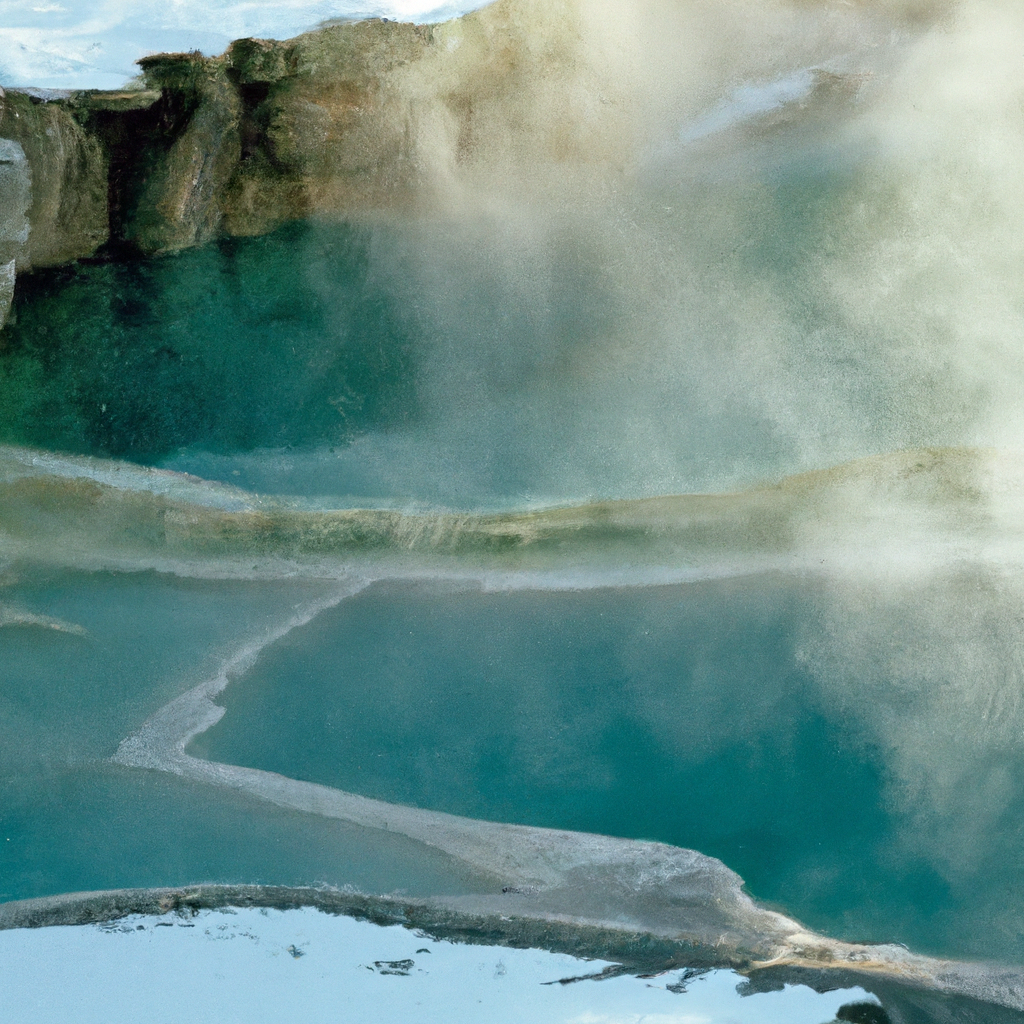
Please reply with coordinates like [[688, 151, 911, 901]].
[[231, 0, 1022, 507]]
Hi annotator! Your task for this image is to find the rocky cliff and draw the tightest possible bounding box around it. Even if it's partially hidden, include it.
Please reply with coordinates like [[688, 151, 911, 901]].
[[0, 86, 113, 329], [0, 0, 645, 333]]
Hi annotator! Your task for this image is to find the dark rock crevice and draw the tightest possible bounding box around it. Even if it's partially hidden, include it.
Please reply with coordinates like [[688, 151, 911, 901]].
[[80, 86, 199, 258]]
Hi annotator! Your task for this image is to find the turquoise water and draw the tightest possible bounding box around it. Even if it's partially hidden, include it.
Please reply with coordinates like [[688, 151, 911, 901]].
[[0, 763, 487, 903], [190, 575, 976, 957], [0, 224, 419, 464], [0, 569, 490, 902], [0, 570, 319, 770], [6, 560, 1024, 970], [2, 212, 1022, 974]]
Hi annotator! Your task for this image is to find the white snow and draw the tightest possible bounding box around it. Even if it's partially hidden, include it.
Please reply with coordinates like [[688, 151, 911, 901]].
[[0, 906, 875, 1023]]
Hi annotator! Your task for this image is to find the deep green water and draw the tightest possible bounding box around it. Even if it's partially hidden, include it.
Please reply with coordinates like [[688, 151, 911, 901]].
[[0, 224, 419, 464], [0, 219, 637, 505], [0, 175, 978, 507]]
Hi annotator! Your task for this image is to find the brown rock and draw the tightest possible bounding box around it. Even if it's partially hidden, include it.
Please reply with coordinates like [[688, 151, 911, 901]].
[[0, 0, 646, 266], [0, 88, 108, 270], [125, 53, 242, 253]]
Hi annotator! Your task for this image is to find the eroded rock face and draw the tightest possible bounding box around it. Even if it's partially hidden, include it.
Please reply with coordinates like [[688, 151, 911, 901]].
[[0, 130, 29, 334], [0, 88, 108, 271], [124, 55, 242, 253], [0, 132, 29, 330], [0, 136, 30, 264], [1, 0, 885, 269], [219, 20, 438, 237], [101, 19, 457, 247], [215, 2, 638, 233], [1, 1, 624, 329], [106, 0, 642, 250], [0, 257, 14, 334]]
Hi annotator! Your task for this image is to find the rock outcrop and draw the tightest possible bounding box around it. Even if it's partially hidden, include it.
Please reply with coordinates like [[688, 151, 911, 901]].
[[0, 1, 637, 275], [0, 84, 171, 330], [103, 2, 627, 249], [0, 133, 28, 331], [0, 86, 109, 272]]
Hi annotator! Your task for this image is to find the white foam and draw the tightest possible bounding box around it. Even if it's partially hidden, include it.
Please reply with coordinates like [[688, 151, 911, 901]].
[[113, 577, 371, 769], [0, 444, 262, 512], [0, 602, 86, 634]]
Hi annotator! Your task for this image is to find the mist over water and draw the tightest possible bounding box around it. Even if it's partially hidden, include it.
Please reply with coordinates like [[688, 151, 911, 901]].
[[5, 1, 1024, 1015], [3, 0, 1022, 506]]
